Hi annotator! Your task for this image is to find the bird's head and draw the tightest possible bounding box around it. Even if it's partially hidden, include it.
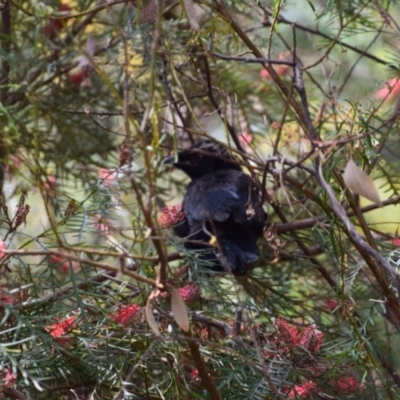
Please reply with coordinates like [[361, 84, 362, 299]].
[[163, 140, 242, 179]]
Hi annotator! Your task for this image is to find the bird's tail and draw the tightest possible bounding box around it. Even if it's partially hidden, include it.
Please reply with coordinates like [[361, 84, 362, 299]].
[[214, 224, 259, 275], [181, 220, 260, 275]]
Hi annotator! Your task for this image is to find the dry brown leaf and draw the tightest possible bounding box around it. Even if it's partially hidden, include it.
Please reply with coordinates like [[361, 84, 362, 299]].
[[145, 298, 160, 336], [344, 159, 382, 206], [171, 289, 190, 332], [183, 0, 199, 31]]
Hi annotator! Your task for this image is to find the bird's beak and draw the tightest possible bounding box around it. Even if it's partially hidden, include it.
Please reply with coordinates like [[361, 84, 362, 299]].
[[162, 155, 177, 164]]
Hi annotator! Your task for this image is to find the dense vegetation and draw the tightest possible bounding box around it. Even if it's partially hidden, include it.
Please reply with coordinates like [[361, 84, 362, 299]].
[[1, 0, 400, 398]]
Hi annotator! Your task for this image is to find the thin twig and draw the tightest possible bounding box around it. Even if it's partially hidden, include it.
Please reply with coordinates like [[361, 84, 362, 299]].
[[211, 52, 294, 66], [3, 249, 157, 287]]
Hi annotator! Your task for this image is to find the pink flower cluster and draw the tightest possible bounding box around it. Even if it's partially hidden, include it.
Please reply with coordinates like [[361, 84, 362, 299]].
[[274, 318, 324, 352], [178, 283, 200, 303], [286, 380, 319, 398], [0, 369, 17, 390], [0, 240, 6, 259], [50, 254, 80, 274], [273, 318, 364, 398], [42, 4, 70, 39], [45, 316, 77, 339], [190, 368, 200, 382], [285, 375, 365, 398], [331, 376, 365, 394], [109, 304, 141, 326], [158, 205, 185, 228], [374, 78, 400, 101], [260, 52, 291, 80]]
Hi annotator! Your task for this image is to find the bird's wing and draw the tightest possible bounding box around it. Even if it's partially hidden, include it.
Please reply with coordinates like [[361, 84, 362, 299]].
[[184, 185, 241, 224]]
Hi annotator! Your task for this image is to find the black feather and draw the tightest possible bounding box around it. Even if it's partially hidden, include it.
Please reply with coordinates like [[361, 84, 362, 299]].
[[164, 140, 266, 275]]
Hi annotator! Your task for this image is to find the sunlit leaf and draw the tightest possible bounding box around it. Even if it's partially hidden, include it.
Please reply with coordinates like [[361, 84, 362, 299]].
[[171, 289, 190, 332], [344, 159, 382, 206], [145, 299, 160, 336]]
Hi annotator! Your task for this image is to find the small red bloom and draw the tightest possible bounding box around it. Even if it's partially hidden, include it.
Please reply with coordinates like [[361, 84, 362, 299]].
[[68, 36, 96, 89], [43, 4, 71, 39], [10, 155, 23, 170], [109, 304, 141, 326], [45, 316, 77, 339], [178, 283, 200, 303], [0, 369, 16, 389], [324, 299, 340, 311], [93, 214, 114, 236], [374, 78, 400, 101], [158, 205, 185, 228], [98, 168, 118, 187], [0, 288, 15, 314], [50, 254, 80, 274], [286, 381, 319, 398], [0, 240, 6, 259], [190, 368, 200, 382], [392, 238, 400, 246], [68, 69, 91, 86], [44, 175, 57, 198], [274, 318, 300, 348], [299, 325, 324, 352], [260, 52, 291, 80], [331, 376, 365, 394], [238, 131, 253, 149]]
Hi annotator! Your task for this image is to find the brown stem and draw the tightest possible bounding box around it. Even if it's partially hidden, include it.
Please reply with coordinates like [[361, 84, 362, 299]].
[[184, 330, 223, 400]]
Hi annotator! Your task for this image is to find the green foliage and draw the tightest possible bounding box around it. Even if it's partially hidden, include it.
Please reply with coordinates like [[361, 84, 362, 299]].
[[1, 0, 400, 399]]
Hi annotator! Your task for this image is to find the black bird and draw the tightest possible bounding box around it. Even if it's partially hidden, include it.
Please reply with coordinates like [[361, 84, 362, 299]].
[[163, 140, 266, 275]]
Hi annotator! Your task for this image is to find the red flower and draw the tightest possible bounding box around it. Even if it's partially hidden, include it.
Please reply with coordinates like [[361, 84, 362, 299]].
[[109, 304, 141, 326], [43, 4, 71, 39], [374, 78, 400, 101], [288, 381, 319, 399], [324, 299, 340, 311], [158, 205, 185, 228], [45, 316, 77, 338], [238, 131, 253, 149], [98, 168, 118, 187], [286, 381, 319, 398], [274, 318, 301, 348], [49, 254, 80, 274], [0, 288, 15, 317], [190, 368, 200, 382], [93, 214, 114, 237], [0, 240, 6, 259], [0, 369, 16, 389], [68, 69, 91, 86], [392, 238, 400, 246], [178, 283, 200, 303], [0, 289, 14, 306], [260, 52, 291, 80], [331, 376, 365, 394], [43, 175, 57, 198], [68, 36, 96, 89], [299, 326, 324, 352]]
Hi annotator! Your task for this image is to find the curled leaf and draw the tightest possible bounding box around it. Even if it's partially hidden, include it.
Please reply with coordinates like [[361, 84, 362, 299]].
[[145, 298, 160, 336], [171, 289, 190, 332], [344, 159, 382, 206]]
